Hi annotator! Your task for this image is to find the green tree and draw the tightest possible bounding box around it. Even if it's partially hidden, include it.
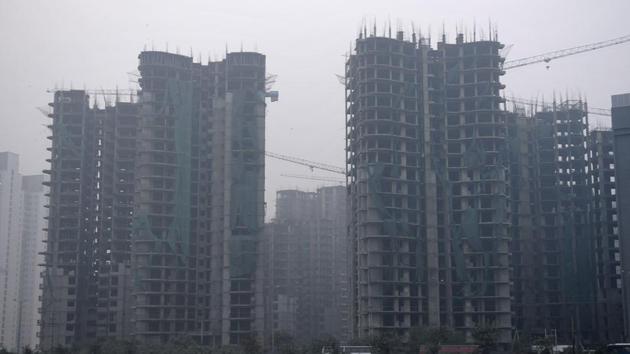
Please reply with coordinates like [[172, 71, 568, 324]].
[[83, 338, 138, 354], [132, 336, 211, 354], [430, 327, 456, 354], [167, 336, 210, 354], [348, 336, 370, 346], [512, 334, 532, 354], [532, 336, 554, 354], [240, 335, 262, 354], [212, 346, 243, 354], [368, 332, 405, 354], [593, 343, 609, 354], [274, 331, 299, 354], [407, 327, 465, 354], [309, 335, 340, 354], [472, 325, 498, 354], [52, 345, 71, 354]]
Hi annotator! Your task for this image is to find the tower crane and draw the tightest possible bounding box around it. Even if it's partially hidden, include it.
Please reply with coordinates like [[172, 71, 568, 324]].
[[280, 173, 345, 184], [265, 151, 345, 175], [503, 34, 630, 70]]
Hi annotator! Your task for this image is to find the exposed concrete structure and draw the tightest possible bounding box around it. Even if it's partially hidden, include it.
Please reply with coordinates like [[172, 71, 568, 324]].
[[345, 28, 626, 348], [345, 29, 510, 346], [133, 51, 211, 345], [40, 91, 138, 348], [612, 93, 630, 339], [506, 112, 537, 335], [531, 103, 595, 343], [589, 129, 623, 342], [263, 186, 350, 346], [96, 102, 138, 341], [506, 102, 623, 345], [204, 51, 267, 346], [434, 34, 511, 344], [41, 49, 268, 349]]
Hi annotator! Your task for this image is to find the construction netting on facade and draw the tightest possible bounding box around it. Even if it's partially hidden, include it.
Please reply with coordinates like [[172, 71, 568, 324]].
[[132, 79, 194, 264], [229, 90, 262, 278]]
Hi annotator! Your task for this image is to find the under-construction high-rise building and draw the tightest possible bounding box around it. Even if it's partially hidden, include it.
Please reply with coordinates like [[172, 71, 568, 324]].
[[509, 102, 597, 343], [41, 49, 269, 349], [589, 128, 623, 342], [535, 103, 594, 341], [133, 50, 267, 346], [434, 33, 511, 344], [506, 101, 623, 345], [41, 91, 132, 349], [345, 29, 511, 345], [506, 110, 537, 336], [345, 26, 629, 347], [262, 186, 351, 345], [612, 93, 630, 340]]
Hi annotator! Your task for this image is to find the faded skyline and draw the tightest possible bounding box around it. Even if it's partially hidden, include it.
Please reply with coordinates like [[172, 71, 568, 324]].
[[1, 0, 629, 217]]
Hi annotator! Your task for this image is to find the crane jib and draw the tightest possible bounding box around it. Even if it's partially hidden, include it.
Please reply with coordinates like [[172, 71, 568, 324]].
[[503, 34, 630, 70]]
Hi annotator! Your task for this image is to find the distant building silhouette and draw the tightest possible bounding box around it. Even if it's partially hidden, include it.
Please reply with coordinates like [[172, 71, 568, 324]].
[[0, 152, 47, 352], [262, 186, 350, 346]]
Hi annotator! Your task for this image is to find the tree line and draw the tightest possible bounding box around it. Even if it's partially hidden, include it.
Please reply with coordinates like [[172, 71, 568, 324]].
[[0, 325, 609, 354]]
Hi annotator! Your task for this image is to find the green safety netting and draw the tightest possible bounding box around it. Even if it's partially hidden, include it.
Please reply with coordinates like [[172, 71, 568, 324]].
[[132, 78, 194, 267], [229, 90, 262, 278], [168, 79, 193, 260]]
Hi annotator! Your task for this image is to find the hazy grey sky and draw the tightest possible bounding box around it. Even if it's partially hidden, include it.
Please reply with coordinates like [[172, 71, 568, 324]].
[[1, 0, 629, 217]]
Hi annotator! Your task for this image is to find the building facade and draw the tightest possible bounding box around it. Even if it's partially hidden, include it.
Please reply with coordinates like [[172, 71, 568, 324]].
[[345, 28, 627, 347], [506, 102, 624, 345], [0, 153, 47, 352], [133, 50, 267, 346], [41, 49, 269, 349], [0, 152, 23, 351], [263, 186, 350, 346], [506, 111, 538, 335], [612, 93, 630, 339], [41, 91, 134, 348], [435, 34, 511, 344], [589, 129, 623, 342], [530, 103, 595, 343], [19, 175, 48, 351], [345, 30, 511, 345]]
